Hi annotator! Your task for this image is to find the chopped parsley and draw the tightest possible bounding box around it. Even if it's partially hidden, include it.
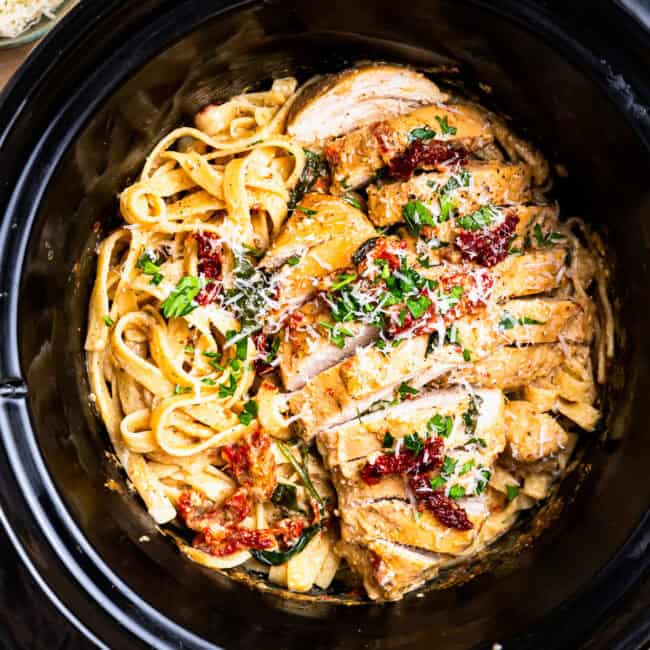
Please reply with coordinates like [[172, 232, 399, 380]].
[[103, 315, 114, 327], [161, 276, 201, 319], [173, 384, 192, 395], [403, 200, 435, 236], [476, 468, 491, 494], [238, 399, 258, 425], [430, 475, 447, 490], [398, 382, 419, 400], [427, 414, 453, 438], [286, 255, 301, 266], [459, 459, 475, 475], [533, 223, 564, 248], [136, 252, 163, 285], [319, 321, 354, 349], [436, 284, 464, 315], [435, 115, 457, 135], [463, 348, 472, 362], [440, 455, 457, 479], [406, 294, 432, 319], [330, 273, 357, 291], [506, 484, 520, 502], [225, 331, 248, 361], [201, 378, 216, 386], [409, 125, 436, 142], [456, 205, 499, 231], [265, 337, 281, 364], [449, 485, 466, 500], [519, 316, 545, 325], [218, 374, 238, 398], [382, 432, 395, 448], [203, 350, 223, 371], [468, 437, 487, 448], [498, 311, 517, 331], [403, 432, 425, 456], [437, 173, 470, 222], [463, 395, 482, 435]]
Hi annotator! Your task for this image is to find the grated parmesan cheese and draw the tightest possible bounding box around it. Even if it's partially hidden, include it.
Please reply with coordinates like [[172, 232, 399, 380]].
[[0, 0, 65, 38]]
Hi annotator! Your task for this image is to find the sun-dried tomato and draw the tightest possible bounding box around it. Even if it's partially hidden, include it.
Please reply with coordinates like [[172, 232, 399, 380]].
[[373, 238, 407, 271], [194, 232, 223, 279], [408, 475, 473, 531], [222, 429, 276, 499], [193, 232, 224, 305], [177, 488, 251, 531], [388, 140, 468, 179], [194, 526, 277, 557], [360, 437, 444, 485], [456, 214, 519, 267], [274, 517, 308, 543]]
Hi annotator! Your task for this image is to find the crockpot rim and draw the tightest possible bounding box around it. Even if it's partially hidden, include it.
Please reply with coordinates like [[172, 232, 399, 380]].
[[0, 1, 649, 648]]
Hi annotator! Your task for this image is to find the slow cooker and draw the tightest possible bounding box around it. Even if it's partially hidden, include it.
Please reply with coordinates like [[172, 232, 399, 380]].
[[0, 1, 649, 647]]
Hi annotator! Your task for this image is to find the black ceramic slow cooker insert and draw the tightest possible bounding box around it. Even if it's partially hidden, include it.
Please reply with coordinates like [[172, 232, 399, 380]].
[[0, 1, 649, 648]]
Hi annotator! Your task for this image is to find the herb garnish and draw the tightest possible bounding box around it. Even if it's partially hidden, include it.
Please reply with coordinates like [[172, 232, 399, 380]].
[[136, 252, 163, 285], [382, 432, 395, 448], [506, 484, 520, 502], [533, 223, 564, 248], [161, 276, 201, 319], [398, 382, 419, 400], [251, 524, 321, 566], [343, 194, 362, 210], [427, 414, 453, 438], [456, 205, 499, 231], [409, 125, 436, 142], [403, 200, 435, 237], [449, 485, 466, 500], [403, 432, 425, 456], [238, 399, 258, 425], [435, 115, 457, 135]]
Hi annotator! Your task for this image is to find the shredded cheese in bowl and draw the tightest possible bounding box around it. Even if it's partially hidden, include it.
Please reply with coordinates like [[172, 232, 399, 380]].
[[0, 0, 64, 39]]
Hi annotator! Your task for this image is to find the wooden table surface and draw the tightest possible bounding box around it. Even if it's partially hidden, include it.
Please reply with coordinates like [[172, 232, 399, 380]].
[[0, 42, 36, 91]]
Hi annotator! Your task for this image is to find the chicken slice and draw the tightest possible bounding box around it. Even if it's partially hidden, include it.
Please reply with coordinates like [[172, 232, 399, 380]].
[[504, 400, 569, 462], [335, 538, 443, 601], [367, 160, 533, 227], [326, 102, 493, 192], [340, 498, 485, 556], [278, 299, 378, 391], [288, 336, 455, 440], [260, 193, 375, 312], [317, 388, 505, 470], [286, 63, 446, 145], [443, 343, 568, 391]]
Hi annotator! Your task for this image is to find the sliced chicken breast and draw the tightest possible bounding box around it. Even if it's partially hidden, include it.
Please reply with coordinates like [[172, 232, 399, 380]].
[[442, 343, 568, 391], [325, 102, 494, 192], [504, 400, 569, 462], [317, 388, 505, 470], [278, 299, 378, 391], [367, 160, 534, 227], [260, 193, 375, 312], [286, 63, 446, 145]]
